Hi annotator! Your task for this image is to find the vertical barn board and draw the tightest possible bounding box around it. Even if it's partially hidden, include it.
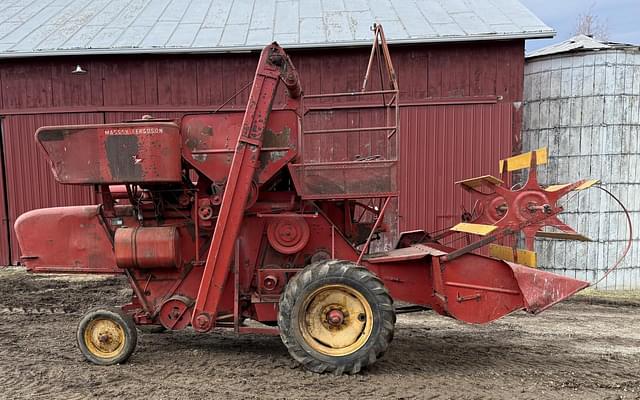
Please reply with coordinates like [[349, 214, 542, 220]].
[[196, 56, 225, 107], [2, 113, 103, 264], [157, 57, 200, 106], [469, 45, 498, 96], [0, 60, 54, 109], [426, 46, 445, 98], [220, 53, 255, 108], [397, 49, 428, 100], [51, 60, 102, 108], [102, 60, 134, 106], [442, 46, 470, 97], [129, 59, 160, 105]]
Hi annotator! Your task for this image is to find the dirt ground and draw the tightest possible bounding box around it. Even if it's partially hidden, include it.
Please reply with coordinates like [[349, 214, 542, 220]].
[[0, 267, 638, 400]]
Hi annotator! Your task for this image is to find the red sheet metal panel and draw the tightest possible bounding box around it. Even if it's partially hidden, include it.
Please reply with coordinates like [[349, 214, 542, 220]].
[[36, 121, 183, 184], [2, 113, 103, 264], [398, 103, 513, 233]]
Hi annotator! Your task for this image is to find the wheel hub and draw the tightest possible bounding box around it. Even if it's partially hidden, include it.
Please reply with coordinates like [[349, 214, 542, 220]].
[[300, 284, 373, 356], [326, 309, 344, 326], [84, 319, 126, 358]]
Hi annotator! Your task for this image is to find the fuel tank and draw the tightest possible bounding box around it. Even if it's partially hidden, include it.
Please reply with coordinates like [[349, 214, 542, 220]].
[[114, 227, 181, 269]]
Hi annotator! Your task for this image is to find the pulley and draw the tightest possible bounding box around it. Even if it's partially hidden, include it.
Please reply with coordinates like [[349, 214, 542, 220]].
[[267, 217, 310, 254]]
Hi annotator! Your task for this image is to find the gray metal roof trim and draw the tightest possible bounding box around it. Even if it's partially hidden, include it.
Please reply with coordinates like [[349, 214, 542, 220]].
[[0, 30, 555, 59]]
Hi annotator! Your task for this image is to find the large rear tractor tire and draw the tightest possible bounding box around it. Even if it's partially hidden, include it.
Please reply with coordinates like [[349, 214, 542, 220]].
[[77, 307, 138, 365], [278, 260, 395, 374]]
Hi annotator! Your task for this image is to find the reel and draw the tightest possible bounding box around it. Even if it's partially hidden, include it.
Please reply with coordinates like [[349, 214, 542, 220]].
[[452, 147, 598, 267]]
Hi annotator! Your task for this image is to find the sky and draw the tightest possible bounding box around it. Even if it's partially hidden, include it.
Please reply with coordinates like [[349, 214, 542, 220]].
[[520, 0, 640, 52]]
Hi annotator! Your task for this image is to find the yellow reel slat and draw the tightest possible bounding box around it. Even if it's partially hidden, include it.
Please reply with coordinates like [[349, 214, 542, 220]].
[[499, 147, 548, 173], [545, 179, 599, 192], [455, 175, 504, 190], [576, 179, 600, 191], [488, 244, 537, 268], [535, 231, 592, 241], [451, 222, 497, 236]]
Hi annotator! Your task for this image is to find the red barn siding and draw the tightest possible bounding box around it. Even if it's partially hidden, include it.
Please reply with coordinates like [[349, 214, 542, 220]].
[[0, 40, 524, 264], [399, 102, 513, 232]]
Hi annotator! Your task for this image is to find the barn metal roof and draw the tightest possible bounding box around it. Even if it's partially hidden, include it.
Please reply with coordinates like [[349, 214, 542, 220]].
[[0, 0, 554, 58]]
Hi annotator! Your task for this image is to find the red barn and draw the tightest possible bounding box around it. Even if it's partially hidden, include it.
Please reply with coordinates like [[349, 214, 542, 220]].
[[0, 0, 552, 264]]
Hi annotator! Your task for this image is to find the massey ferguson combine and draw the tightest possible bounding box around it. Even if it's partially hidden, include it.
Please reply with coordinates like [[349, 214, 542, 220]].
[[15, 26, 609, 374]]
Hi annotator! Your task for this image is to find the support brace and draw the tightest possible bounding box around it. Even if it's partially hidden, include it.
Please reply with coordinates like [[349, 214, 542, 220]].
[[191, 43, 301, 332]]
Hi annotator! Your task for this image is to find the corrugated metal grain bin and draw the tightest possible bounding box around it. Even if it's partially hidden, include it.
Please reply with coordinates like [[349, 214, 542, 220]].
[[523, 35, 640, 289]]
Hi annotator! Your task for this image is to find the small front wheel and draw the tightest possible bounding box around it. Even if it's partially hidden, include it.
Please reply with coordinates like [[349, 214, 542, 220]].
[[278, 260, 395, 374], [77, 307, 138, 365]]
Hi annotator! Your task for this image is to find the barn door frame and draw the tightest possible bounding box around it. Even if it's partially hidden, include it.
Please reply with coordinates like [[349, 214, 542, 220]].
[[0, 116, 11, 265]]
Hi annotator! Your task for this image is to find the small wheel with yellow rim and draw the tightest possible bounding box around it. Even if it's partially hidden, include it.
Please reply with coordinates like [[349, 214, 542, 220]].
[[278, 260, 395, 374], [76, 307, 138, 365]]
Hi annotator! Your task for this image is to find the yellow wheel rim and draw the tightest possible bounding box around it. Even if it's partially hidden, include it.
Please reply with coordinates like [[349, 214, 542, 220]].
[[299, 284, 373, 356], [83, 318, 126, 359]]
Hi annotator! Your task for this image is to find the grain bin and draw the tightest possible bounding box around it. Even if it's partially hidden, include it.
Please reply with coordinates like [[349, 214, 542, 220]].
[[523, 35, 640, 289]]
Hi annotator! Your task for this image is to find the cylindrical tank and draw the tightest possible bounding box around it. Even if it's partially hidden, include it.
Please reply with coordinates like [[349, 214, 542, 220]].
[[114, 227, 181, 269], [522, 42, 640, 289]]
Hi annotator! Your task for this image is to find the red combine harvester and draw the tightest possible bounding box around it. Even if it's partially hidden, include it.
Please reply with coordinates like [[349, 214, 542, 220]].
[[15, 26, 600, 374]]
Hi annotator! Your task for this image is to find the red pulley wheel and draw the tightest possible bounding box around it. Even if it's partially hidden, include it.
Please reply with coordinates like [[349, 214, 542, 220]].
[[158, 296, 194, 331], [267, 218, 310, 255]]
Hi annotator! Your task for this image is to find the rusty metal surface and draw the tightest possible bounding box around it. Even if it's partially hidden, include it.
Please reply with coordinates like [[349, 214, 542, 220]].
[[191, 43, 302, 332], [37, 122, 182, 184], [364, 244, 446, 263], [289, 160, 397, 199], [292, 25, 399, 201], [181, 110, 299, 187], [506, 261, 590, 313]]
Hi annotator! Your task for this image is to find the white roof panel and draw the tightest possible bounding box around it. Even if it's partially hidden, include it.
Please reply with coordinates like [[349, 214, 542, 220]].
[[0, 0, 554, 58], [526, 34, 613, 58]]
